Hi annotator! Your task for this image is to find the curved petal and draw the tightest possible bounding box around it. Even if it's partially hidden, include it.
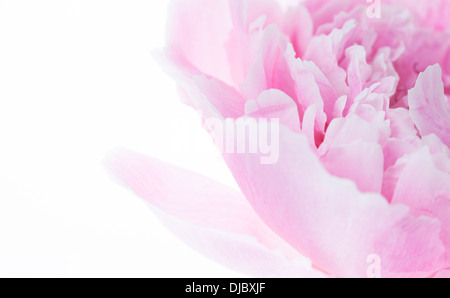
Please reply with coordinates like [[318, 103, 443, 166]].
[[222, 124, 445, 277], [391, 147, 450, 267], [303, 20, 354, 96], [408, 65, 450, 148], [104, 149, 327, 277], [245, 89, 301, 133], [321, 140, 384, 193], [240, 24, 296, 102], [167, 0, 234, 86], [154, 49, 245, 120]]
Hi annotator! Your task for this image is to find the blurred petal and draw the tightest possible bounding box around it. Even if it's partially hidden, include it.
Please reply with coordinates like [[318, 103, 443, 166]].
[[433, 269, 450, 278], [105, 149, 327, 277], [167, 0, 234, 86]]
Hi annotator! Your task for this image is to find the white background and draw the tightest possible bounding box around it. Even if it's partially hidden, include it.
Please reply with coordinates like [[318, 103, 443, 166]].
[[0, 0, 244, 277]]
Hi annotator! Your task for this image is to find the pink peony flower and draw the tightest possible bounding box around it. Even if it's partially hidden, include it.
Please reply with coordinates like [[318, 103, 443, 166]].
[[106, 0, 450, 277]]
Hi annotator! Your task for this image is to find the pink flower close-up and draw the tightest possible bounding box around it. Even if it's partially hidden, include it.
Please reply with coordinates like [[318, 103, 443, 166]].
[[106, 0, 450, 278]]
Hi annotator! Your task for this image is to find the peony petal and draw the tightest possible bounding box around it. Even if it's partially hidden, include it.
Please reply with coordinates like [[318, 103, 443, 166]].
[[321, 140, 384, 193], [222, 124, 445, 277], [343, 45, 373, 101], [285, 45, 327, 133], [319, 114, 382, 155], [245, 89, 301, 133], [303, 20, 355, 96], [302, 104, 319, 149], [225, 0, 312, 84], [104, 149, 327, 277], [166, 0, 235, 86], [193, 76, 246, 119], [433, 269, 450, 278], [240, 25, 297, 102], [154, 49, 245, 120], [305, 0, 361, 30], [387, 108, 419, 140], [225, 0, 284, 85], [391, 147, 450, 267], [395, 31, 450, 105], [408, 64, 450, 148], [385, 0, 450, 32]]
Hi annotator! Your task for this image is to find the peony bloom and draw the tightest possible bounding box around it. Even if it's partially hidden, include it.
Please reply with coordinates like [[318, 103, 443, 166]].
[[106, 0, 450, 277]]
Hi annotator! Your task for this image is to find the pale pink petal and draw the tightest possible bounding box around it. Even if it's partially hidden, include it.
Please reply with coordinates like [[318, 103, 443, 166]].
[[240, 25, 297, 102], [319, 115, 382, 155], [391, 147, 450, 267], [382, 138, 416, 170], [433, 269, 450, 278], [343, 45, 373, 101], [282, 3, 314, 57], [105, 149, 328, 277], [408, 64, 450, 147], [167, 0, 234, 86], [193, 76, 246, 119], [304, 0, 361, 30], [245, 89, 301, 133], [387, 108, 419, 140], [321, 140, 384, 193], [154, 50, 245, 120], [332, 95, 348, 119], [225, 0, 313, 84], [286, 43, 339, 125], [302, 104, 319, 149], [385, 0, 450, 32], [303, 20, 354, 96], [225, 0, 284, 84], [285, 46, 327, 133], [222, 125, 445, 277], [394, 32, 450, 105]]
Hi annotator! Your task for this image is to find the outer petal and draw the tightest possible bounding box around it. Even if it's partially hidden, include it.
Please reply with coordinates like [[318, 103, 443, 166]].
[[154, 49, 245, 120], [167, 0, 234, 86], [222, 125, 445, 277], [104, 149, 327, 277], [434, 269, 450, 278], [408, 65, 450, 148], [391, 147, 450, 267]]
